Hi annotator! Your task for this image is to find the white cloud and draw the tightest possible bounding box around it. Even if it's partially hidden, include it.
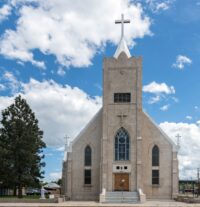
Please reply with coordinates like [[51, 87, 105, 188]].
[[160, 122, 200, 179], [0, 0, 151, 68], [172, 97, 179, 103], [148, 95, 160, 104], [160, 104, 169, 111], [0, 4, 12, 23], [0, 96, 14, 115], [143, 81, 175, 94], [0, 84, 6, 91], [2, 71, 21, 94], [49, 172, 61, 180], [56, 146, 65, 152], [0, 78, 102, 146], [57, 67, 66, 76], [155, 2, 169, 11], [172, 55, 192, 70], [145, 0, 174, 13], [186, 116, 192, 120]]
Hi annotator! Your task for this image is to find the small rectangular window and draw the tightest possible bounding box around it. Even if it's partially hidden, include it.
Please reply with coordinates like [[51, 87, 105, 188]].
[[152, 170, 159, 185], [114, 93, 131, 103], [84, 169, 91, 185]]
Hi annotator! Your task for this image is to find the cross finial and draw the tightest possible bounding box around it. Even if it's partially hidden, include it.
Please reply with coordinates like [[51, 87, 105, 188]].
[[115, 14, 130, 40], [64, 135, 70, 148], [176, 134, 181, 149]]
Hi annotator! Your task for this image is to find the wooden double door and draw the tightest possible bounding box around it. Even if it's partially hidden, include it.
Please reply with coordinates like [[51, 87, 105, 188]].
[[114, 173, 129, 191]]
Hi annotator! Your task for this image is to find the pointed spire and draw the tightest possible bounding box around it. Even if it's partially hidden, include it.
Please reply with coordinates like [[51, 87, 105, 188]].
[[114, 14, 131, 59]]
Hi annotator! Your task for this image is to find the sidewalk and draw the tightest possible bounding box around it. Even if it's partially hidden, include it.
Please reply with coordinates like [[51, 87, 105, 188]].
[[0, 200, 200, 207]]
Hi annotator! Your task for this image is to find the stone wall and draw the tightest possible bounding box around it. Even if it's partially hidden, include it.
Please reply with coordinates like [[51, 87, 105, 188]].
[[141, 111, 178, 199], [69, 110, 102, 201]]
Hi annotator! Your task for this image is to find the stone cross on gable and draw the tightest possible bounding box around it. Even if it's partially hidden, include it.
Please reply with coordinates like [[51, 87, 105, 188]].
[[117, 112, 127, 125], [115, 14, 130, 39], [64, 135, 70, 149], [176, 134, 181, 149]]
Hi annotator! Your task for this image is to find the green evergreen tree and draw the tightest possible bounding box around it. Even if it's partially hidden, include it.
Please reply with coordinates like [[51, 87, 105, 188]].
[[0, 95, 46, 198]]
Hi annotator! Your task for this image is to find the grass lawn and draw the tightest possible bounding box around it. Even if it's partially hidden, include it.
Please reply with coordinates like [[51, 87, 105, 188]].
[[0, 195, 40, 199]]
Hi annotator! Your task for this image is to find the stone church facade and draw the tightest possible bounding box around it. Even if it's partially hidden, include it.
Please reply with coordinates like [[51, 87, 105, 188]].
[[62, 16, 179, 202]]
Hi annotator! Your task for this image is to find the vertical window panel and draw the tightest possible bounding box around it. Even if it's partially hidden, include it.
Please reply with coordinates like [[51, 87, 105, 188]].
[[85, 146, 92, 166], [152, 145, 159, 166], [84, 169, 91, 185], [115, 127, 130, 161], [152, 170, 159, 185]]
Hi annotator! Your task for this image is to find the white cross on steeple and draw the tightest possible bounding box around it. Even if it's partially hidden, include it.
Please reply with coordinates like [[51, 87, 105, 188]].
[[115, 14, 130, 40], [114, 14, 131, 58]]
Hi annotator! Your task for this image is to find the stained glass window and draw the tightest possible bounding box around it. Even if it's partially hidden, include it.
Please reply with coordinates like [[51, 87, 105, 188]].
[[115, 127, 129, 160]]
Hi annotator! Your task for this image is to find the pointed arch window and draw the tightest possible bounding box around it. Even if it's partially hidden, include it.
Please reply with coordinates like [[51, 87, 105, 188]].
[[115, 127, 130, 161], [152, 145, 159, 166], [84, 145, 92, 166], [152, 145, 159, 185]]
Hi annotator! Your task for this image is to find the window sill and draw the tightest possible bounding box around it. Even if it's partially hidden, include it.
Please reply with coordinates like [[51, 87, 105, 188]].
[[84, 184, 92, 188], [152, 184, 160, 188], [113, 160, 131, 163]]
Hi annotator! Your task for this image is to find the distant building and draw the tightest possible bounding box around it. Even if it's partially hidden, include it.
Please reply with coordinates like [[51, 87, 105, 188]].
[[44, 183, 60, 196]]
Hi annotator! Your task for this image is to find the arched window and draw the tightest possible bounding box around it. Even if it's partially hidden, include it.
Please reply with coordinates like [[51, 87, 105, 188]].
[[152, 145, 159, 166], [84, 145, 92, 166], [115, 127, 129, 161], [152, 145, 159, 185]]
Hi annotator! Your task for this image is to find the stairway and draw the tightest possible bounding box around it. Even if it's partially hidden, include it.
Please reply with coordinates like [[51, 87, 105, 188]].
[[104, 191, 139, 203]]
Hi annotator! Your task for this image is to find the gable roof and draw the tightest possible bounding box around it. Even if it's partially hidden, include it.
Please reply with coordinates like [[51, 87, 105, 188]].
[[143, 111, 178, 152]]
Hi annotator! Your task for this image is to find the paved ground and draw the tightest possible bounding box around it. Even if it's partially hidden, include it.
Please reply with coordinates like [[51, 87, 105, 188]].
[[0, 200, 200, 207]]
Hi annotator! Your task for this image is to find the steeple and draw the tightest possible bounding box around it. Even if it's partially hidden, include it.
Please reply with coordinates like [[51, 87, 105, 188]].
[[114, 14, 131, 58]]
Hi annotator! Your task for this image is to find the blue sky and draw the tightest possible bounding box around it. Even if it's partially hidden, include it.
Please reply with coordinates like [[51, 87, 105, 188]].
[[0, 0, 200, 181]]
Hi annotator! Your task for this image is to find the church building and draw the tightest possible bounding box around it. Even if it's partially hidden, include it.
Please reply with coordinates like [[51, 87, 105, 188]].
[[62, 14, 179, 203]]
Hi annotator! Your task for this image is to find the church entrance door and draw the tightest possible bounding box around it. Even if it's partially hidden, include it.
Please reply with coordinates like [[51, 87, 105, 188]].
[[114, 173, 129, 191]]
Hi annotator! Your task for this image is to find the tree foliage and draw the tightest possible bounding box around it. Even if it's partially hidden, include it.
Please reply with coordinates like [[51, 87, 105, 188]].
[[0, 95, 46, 198]]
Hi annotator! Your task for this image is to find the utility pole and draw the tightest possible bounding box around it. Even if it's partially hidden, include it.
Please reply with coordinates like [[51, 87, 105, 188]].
[[197, 168, 200, 197]]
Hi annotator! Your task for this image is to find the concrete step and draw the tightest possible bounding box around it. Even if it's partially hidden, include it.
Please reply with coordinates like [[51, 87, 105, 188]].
[[104, 191, 139, 203]]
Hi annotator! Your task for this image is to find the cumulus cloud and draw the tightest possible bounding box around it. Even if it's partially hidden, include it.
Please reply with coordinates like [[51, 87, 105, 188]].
[[143, 81, 175, 94], [0, 84, 6, 91], [160, 104, 169, 111], [0, 0, 151, 68], [160, 122, 200, 179], [57, 67, 66, 76], [0, 71, 21, 94], [49, 172, 62, 180], [145, 0, 175, 13], [172, 55, 192, 70], [143, 81, 176, 106], [0, 4, 12, 23], [148, 95, 160, 104], [0, 78, 102, 146], [186, 116, 192, 120]]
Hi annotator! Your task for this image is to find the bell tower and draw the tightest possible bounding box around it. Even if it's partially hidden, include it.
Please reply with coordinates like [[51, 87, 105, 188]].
[[101, 14, 143, 194]]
